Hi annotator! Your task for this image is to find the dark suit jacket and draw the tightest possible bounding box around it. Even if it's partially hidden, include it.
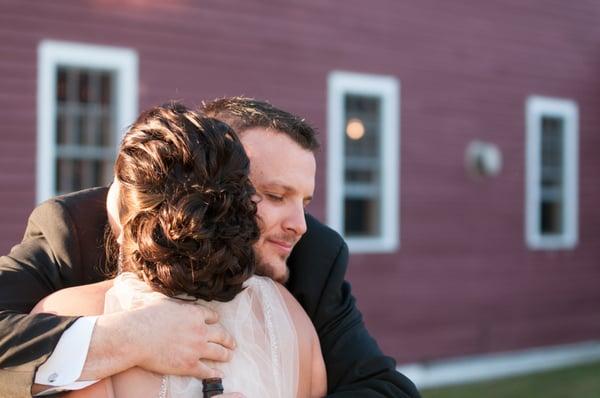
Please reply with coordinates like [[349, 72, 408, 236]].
[[0, 187, 419, 397]]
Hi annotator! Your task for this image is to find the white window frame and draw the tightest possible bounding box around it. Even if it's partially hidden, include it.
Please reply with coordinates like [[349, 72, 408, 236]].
[[37, 40, 138, 203], [525, 96, 579, 250], [327, 71, 400, 253]]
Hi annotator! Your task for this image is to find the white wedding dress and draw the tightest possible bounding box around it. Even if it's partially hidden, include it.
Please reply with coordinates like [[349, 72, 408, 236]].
[[104, 272, 299, 398]]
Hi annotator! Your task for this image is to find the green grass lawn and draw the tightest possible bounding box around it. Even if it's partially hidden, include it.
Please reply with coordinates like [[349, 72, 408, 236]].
[[421, 361, 600, 398]]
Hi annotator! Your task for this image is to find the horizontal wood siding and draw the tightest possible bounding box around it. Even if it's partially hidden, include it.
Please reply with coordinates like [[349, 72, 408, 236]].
[[0, 0, 599, 363]]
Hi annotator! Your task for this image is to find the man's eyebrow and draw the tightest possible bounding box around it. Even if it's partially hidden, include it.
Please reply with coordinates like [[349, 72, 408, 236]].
[[260, 180, 295, 192]]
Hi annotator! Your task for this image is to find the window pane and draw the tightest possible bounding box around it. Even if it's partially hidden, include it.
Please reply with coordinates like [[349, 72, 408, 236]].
[[54, 66, 115, 195], [102, 160, 114, 186], [344, 198, 380, 236], [344, 95, 381, 158], [99, 113, 113, 147], [56, 110, 67, 145], [56, 68, 68, 103], [55, 158, 63, 193], [87, 113, 101, 146], [345, 168, 376, 183], [540, 117, 563, 187], [100, 72, 112, 105], [539, 116, 564, 235], [343, 94, 382, 237], [79, 72, 90, 103], [75, 113, 85, 145], [540, 200, 563, 234]]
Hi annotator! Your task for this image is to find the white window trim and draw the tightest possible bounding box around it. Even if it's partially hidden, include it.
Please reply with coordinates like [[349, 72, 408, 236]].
[[37, 40, 138, 203], [525, 96, 579, 250], [327, 71, 400, 253]]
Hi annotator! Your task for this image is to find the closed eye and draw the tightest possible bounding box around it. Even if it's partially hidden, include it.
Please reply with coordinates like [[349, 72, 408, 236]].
[[266, 193, 284, 202]]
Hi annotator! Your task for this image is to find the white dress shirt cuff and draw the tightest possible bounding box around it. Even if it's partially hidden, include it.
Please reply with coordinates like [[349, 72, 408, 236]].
[[34, 316, 99, 395]]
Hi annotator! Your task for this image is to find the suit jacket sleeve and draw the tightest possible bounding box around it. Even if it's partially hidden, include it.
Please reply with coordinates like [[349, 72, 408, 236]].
[[288, 215, 420, 398], [0, 188, 108, 397]]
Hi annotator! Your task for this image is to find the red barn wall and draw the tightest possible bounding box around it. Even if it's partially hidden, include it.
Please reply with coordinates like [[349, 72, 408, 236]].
[[0, 0, 599, 363]]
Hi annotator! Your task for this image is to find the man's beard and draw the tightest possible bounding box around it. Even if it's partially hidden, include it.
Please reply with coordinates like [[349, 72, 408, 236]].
[[253, 229, 297, 283], [254, 250, 290, 284]]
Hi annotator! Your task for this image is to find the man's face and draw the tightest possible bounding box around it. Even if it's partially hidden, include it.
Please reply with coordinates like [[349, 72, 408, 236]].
[[240, 128, 316, 283]]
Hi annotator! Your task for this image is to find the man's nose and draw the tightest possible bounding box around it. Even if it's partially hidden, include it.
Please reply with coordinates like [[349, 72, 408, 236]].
[[283, 203, 307, 237]]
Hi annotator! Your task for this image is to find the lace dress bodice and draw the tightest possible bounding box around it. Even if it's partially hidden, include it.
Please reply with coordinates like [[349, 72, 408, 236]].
[[104, 273, 299, 398]]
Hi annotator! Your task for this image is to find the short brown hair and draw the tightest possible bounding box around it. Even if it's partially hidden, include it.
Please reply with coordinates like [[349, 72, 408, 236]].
[[201, 96, 320, 152], [114, 103, 259, 302]]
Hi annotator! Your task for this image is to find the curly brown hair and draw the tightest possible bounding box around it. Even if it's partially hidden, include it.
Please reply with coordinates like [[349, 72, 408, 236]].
[[114, 102, 259, 302], [201, 96, 320, 152]]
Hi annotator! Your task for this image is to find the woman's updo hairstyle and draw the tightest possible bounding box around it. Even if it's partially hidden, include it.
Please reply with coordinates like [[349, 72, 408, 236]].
[[115, 102, 259, 302]]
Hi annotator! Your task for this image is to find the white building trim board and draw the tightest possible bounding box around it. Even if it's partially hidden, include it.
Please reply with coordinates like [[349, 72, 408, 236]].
[[398, 340, 600, 390], [37, 40, 138, 203]]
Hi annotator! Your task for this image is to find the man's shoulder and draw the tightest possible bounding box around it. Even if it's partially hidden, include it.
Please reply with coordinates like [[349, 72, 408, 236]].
[[27, 187, 111, 283], [31, 187, 109, 224], [44, 186, 108, 210], [303, 214, 344, 248], [286, 214, 349, 319], [288, 214, 348, 278]]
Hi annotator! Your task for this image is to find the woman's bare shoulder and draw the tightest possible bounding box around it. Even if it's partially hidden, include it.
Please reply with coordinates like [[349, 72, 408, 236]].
[[274, 282, 327, 397], [31, 279, 114, 316], [273, 282, 315, 340]]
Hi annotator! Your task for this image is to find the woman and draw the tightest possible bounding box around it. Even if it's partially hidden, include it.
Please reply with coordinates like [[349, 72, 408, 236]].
[[32, 103, 326, 397]]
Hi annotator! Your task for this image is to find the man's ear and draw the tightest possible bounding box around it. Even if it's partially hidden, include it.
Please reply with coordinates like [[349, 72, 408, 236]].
[[106, 178, 123, 241]]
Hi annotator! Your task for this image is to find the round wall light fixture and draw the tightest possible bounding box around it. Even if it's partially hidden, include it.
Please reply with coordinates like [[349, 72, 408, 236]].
[[465, 140, 502, 178]]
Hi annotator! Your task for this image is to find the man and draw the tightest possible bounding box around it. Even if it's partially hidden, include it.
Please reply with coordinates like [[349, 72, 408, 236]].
[[0, 97, 420, 397]]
